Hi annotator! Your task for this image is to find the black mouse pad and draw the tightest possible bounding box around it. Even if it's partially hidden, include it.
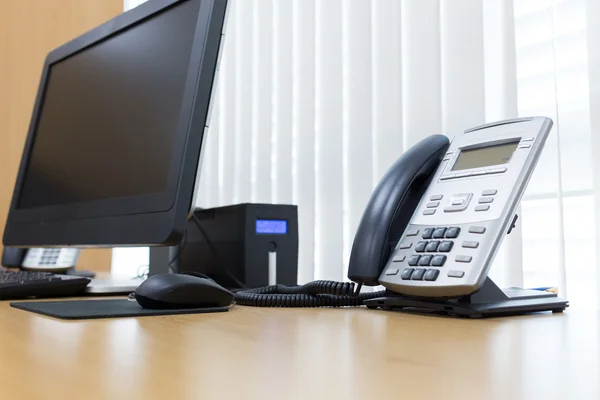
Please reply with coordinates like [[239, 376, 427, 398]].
[[10, 299, 229, 320]]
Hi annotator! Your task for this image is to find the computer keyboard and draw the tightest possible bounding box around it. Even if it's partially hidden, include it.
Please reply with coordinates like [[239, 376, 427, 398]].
[[0, 270, 90, 300]]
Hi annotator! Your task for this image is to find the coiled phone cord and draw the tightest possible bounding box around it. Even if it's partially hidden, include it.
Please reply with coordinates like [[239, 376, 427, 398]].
[[190, 214, 386, 307], [234, 280, 387, 308]]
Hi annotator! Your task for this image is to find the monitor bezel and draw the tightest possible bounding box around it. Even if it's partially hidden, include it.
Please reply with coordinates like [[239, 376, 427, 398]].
[[3, 0, 227, 247]]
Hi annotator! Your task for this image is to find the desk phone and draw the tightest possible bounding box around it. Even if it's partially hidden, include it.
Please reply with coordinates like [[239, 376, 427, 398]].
[[236, 117, 567, 316], [377, 117, 552, 297], [347, 116, 553, 299]]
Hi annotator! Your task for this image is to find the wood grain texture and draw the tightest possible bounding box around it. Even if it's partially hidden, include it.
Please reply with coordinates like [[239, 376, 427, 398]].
[[0, 0, 123, 272], [0, 303, 596, 400]]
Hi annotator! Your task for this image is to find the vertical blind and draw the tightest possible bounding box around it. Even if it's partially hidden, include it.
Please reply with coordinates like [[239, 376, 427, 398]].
[[514, 0, 593, 307], [117, 0, 522, 285], [194, 0, 516, 284], [118, 0, 600, 309]]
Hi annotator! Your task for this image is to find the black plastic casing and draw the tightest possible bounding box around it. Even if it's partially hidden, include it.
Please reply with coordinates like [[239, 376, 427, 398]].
[[347, 135, 450, 286]]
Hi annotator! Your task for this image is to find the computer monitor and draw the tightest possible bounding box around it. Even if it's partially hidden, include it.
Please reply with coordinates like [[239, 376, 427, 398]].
[[3, 0, 228, 247]]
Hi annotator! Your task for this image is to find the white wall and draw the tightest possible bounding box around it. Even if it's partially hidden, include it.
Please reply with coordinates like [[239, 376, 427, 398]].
[[192, 0, 518, 284]]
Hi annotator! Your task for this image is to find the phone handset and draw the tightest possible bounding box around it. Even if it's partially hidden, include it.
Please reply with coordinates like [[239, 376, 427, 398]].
[[347, 134, 450, 286]]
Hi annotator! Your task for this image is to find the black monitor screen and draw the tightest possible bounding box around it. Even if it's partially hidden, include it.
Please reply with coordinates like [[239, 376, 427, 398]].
[[18, 0, 201, 209]]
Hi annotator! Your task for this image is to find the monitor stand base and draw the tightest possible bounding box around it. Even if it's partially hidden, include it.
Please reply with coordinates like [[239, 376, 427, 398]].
[[363, 277, 568, 318], [64, 268, 96, 279], [20, 266, 96, 279]]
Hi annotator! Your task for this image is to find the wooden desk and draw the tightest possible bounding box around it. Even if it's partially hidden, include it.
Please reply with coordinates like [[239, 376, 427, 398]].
[[0, 303, 596, 400]]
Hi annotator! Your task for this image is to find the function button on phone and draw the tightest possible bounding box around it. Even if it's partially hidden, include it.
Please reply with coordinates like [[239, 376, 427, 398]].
[[454, 172, 471, 178], [455, 255, 472, 263], [475, 205, 490, 212], [406, 228, 419, 237], [448, 270, 465, 278], [385, 269, 399, 276], [432, 227, 447, 238], [471, 170, 487, 177], [401, 268, 414, 280], [431, 255, 447, 267], [522, 137, 534, 142], [430, 194, 443, 201], [419, 255, 433, 266], [487, 167, 507, 175], [424, 269, 440, 281], [411, 269, 426, 280], [439, 241, 454, 252], [482, 189, 497, 196], [399, 241, 413, 249], [393, 255, 406, 263], [519, 144, 531, 149], [423, 209, 436, 215], [408, 255, 421, 266], [415, 241, 428, 253], [426, 241, 440, 252], [445, 227, 460, 238], [444, 193, 473, 212], [422, 228, 435, 239], [462, 241, 479, 249], [426, 202, 440, 208], [478, 197, 494, 204], [469, 226, 486, 234], [440, 174, 455, 181]]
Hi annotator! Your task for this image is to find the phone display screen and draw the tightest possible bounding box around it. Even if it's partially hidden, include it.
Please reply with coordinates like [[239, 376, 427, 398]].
[[452, 141, 520, 171]]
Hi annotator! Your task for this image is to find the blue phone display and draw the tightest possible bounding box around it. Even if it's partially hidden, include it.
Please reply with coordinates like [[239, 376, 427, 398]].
[[256, 219, 287, 235]]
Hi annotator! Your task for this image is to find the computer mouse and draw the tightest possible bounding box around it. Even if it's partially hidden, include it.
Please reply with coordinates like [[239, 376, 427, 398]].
[[134, 273, 234, 309]]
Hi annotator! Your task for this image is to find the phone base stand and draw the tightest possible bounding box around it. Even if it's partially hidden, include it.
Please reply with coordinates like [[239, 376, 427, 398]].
[[364, 278, 568, 318]]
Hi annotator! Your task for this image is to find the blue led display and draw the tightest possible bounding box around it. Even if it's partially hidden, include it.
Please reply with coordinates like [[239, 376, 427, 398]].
[[256, 219, 288, 235]]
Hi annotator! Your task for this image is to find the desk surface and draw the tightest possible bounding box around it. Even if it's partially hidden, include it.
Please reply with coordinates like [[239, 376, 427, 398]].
[[0, 301, 597, 400]]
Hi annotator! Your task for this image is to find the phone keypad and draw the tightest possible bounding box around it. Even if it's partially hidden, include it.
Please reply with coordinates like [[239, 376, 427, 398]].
[[432, 227, 447, 238], [431, 255, 446, 266], [411, 269, 427, 280], [39, 249, 61, 265], [425, 241, 440, 252], [422, 228, 435, 239], [407, 255, 421, 266], [392, 225, 481, 282], [401, 268, 414, 280], [424, 269, 440, 281], [445, 227, 460, 238], [419, 255, 433, 266], [415, 241, 428, 252], [438, 241, 453, 252]]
